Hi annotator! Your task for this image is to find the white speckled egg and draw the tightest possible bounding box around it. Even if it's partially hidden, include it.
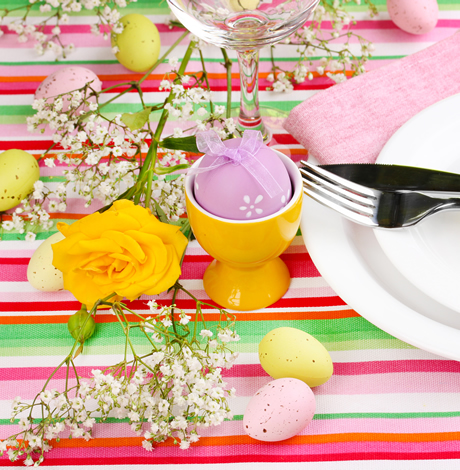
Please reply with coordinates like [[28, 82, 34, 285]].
[[387, 0, 438, 35], [243, 378, 316, 442], [27, 232, 65, 292], [35, 67, 102, 112], [194, 138, 292, 220]]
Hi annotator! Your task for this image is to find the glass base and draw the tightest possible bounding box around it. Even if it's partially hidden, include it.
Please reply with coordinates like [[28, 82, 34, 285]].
[[230, 106, 289, 143]]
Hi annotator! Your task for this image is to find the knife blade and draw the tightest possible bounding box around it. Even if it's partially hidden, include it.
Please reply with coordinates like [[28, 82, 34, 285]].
[[317, 163, 460, 192]]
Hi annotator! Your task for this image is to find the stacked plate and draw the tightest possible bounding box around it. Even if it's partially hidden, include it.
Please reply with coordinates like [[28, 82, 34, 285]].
[[300, 93, 460, 361]]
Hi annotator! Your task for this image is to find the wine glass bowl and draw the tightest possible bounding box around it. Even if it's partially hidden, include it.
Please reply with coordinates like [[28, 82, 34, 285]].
[[168, 0, 320, 50]]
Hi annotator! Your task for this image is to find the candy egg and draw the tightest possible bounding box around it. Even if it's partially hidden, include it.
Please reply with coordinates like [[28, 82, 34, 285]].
[[27, 232, 65, 292], [111, 14, 161, 73], [243, 378, 315, 442], [387, 0, 438, 35], [35, 67, 102, 112], [259, 327, 333, 387], [0, 149, 40, 212], [194, 138, 292, 220]]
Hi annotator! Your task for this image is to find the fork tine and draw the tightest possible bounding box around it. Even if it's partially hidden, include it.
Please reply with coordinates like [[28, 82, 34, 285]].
[[300, 160, 378, 199], [302, 175, 375, 217], [302, 184, 378, 228], [299, 167, 376, 208]]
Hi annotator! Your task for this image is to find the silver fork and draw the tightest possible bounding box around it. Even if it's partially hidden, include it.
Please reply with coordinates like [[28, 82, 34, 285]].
[[300, 160, 460, 228]]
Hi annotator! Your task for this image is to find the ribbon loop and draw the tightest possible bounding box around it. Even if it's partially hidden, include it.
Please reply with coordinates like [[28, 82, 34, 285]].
[[191, 130, 283, 198]]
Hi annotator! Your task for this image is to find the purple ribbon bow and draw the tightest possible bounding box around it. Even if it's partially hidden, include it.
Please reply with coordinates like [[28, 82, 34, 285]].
[[191, 130, 283, 198]]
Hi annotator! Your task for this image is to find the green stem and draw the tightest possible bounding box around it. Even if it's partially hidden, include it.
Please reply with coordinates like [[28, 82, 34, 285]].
[[199, 49, 214, 114], [134, 40, 196, 205], [221, 49, 233, 119], [98, 86, 134, 110]]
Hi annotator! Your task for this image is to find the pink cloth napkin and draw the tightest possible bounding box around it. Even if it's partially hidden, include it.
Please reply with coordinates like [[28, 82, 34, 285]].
[[284, 31, 460, 164]]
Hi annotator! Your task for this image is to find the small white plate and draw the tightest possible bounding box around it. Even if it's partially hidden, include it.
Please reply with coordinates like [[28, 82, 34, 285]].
[[300, 192, 460, 361], [375, 93, 460, 313]]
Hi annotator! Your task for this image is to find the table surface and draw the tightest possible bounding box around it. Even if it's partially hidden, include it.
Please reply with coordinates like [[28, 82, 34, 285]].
[[1, 1, 460, 468]]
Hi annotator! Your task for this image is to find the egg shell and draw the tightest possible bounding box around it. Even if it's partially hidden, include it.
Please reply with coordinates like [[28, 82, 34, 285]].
[[259, 327, 333, 387], [0, 149, 40, 212], [112, 14, 161, 73], [243, 378, 315, 442], [387, 0, 438, 35], [194, 138, 292, 220], [35, 67, 102, 112], [27, 232, 65, 292]]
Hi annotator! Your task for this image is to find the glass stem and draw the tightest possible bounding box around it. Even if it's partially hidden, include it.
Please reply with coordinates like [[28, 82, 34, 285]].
[[236, 48, 270, 141]]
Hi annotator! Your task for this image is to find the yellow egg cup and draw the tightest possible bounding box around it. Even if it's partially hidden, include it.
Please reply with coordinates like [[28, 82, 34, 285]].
[[185, 151, 303, 311]]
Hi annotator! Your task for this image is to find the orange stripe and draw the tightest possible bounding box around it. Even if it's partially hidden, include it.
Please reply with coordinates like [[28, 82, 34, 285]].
[[1, 71, 330, 83], [1, 213, 86, 222], [51, 431, 460, 449], [0, 309, 359, 325]]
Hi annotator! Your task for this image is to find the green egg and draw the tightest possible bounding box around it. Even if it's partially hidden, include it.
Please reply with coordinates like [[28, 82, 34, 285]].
[[0, 149, 40, 212]]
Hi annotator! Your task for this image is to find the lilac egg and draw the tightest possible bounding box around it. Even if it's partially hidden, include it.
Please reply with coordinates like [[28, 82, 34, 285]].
[[194, 138, 292, 220]]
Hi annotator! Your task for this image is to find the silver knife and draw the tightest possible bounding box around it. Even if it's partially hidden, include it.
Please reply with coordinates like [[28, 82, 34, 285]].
[[317, 163, 460, 192]]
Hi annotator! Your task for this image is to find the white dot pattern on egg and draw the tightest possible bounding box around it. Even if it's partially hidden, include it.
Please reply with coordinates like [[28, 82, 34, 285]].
[[243, 377, 316, 442]]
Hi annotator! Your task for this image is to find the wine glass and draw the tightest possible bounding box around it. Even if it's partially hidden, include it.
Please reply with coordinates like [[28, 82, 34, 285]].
[[167, 0, 320, 140]]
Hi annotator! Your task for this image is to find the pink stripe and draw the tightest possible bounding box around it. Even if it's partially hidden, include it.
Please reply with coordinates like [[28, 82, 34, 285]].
[[4, 361, 460, 382], [0, 30, 189, 49], [11, 440, 460, 461], [3, 372, 460, 402]]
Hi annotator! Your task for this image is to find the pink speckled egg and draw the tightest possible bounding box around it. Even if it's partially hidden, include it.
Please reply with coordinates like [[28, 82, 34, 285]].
[[243, 378, 316, 442], [194, 138, 292, 220], [35, 66, 102, 112], [387, 0, 438, 35]]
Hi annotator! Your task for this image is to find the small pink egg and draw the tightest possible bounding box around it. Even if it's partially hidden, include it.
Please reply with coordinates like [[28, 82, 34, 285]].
[[35, 66, 102, 112], [194, 138, 292, 220], [243, 378, 316, 442], [387, 0, 438, 35]]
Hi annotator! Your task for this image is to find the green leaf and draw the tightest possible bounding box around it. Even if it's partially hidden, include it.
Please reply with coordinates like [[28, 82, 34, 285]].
[[160, 135, 200, 153], [120, 107, 152, 131], [152, 199, 169, 224], [155, 163, 190, 175]]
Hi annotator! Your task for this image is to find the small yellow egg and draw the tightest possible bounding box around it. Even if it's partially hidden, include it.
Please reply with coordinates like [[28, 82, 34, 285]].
[[259, 327, 333, 387], [226, 0, 260, 12], [27, 232, 65, 292], [111, 14, 161, 73], [0, 149, 40, 212]]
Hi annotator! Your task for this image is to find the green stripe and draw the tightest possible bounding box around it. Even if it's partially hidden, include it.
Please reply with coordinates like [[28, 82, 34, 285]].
[[232, 411, 460, 421], [3, 411, 460, 426], [0, 318, 405, 356]]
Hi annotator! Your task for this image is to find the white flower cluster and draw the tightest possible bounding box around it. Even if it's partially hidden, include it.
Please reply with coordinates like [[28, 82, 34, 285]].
[[1, 0, 133, 59], [3, 301, 239, 465], [162, 74, 212, 122], [266, 0, 375, 91], [22, 84, 190, 226]]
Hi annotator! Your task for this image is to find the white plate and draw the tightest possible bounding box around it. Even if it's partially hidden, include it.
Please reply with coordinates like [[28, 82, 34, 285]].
[[375, 93, 460, 313], [300, 193, 460, 361]]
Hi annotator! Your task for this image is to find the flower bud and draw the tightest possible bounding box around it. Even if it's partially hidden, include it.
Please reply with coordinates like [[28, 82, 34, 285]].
[[67, 305, 96, 343]]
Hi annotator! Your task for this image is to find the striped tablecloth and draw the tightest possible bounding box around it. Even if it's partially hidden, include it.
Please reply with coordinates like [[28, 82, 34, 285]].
[[2, 1, 460, 468]]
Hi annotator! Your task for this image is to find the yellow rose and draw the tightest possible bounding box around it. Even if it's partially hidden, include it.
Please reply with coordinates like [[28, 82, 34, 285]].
[[52, 200, 188, 308]]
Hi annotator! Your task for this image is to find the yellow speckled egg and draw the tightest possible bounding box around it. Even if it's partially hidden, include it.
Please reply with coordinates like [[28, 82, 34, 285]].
[[259, 327, 333, 387], [27, 232, 65, 292], [226, 0, 260, 12], [111, 14, 161, 73], [0, 149, 40, 212]]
